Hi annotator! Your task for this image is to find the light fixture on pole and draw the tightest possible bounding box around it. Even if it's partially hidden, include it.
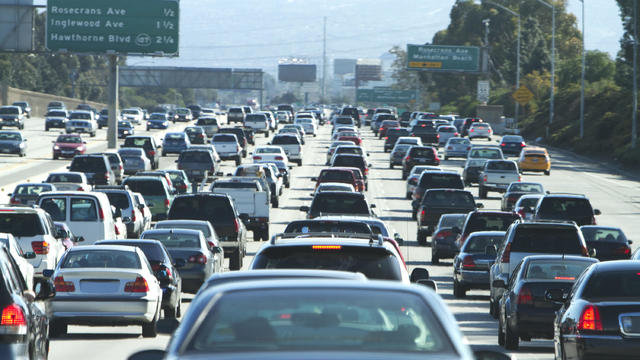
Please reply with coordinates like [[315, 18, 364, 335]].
[[534, 0, 556, 133]]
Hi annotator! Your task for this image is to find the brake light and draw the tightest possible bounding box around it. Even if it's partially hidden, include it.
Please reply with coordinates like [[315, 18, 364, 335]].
[[517, 208, 526, 218], [447, 146, 453, 150], [363, 168, 369, 175], [470, 128, 474, 132], [114, 224, 121, 235], [385, 137, 388, 140], [99, 207, 104, 221], [1, 303, 27, 334], [436, 134, 440, 139], [379, 127, 384, 131], [578, 305, 603, 331], [517, 286, 533, 305], [148, 151, 155, 156], [131, 210, 136, 223], [488, 129, 493, 133], [483, 175, 488, 182], [420, 209, 426, 221], [454, 132, 459, 136], [518, 175, 522, 182], [500, 143, 506, 147], [404, 156, 411, 161], [613, 246, 631, 256], [501, 243, 511, 262], [104, 172, 110, 180], [275, 156, 284, 160], [233, 218, 240, 232], [31, 241, 49, 255], [521, 142, 526, 147], [434, 230, 453, 241], [124, 276, 149, 293], [54, 276, 75, 292], [312, 245, 342, 250], [9, 197, 20, 205], [188, 254, 207, 264], [119, 164, 123, 171], [164, 198, 170, 207], [76, 186, 85, 191], [253, 156, 262, 160], [462, 255, 476, 269]]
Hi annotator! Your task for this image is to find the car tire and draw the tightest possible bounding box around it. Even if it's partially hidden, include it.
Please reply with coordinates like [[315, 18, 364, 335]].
[[417, 230, 427, 246], [164, 304, 177, 319], [389, 163, 394, 169], [453, 280, 465, 298], [142, 313, 158, 338], [176, 298, 182, 318], [53, 154, 58, 160], [296, 160, 302, 166], [544, 170, 550, 176], [431, 249, 440, 265], [285, 181, 290, 189], [242, 150, 247, 158], [479, 186, 487, 199], [444, 156, 449, 160], [49, 321, 67, 338], [253, 230, 261, 242], [498, 319, 506, 346], [402, 172, 407, 180], [504, 321, 519, 350], [235, 156, 241, 166], [98, 124, 103, 129], [272, 198, 279, 208], [406, 192, 412, 200], [489, 299, 498, 318], [411, 209, 417, 220], [261, 228, 269, 241], [45, 126, 49, 132], [265, 131, 269, 138], [229, 249, 242, 270]]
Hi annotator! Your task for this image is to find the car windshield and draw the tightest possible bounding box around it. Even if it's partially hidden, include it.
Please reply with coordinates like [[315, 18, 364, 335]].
[[169, 196, 235, 223], [185, 288, 453, 354], [212, 182, 259, 190], [517, 196, 541, 208], [467, 159, 487, 167], [581, 227, 626, 243], [469, 149, 501, 159], [47, 111, 67, 117], [583, 270, 640, 299], [256, 148, 281, 154], [0, 213, 44, 237], [392, 144, 411, 153], [524, 260, 593, 281], [410, 148, 434, 157], [150, 114, 167, 120], [332, 156, 364, 168], [0, 107, 19, 115], [511, 227, 583, 254], [424, 191, 474, 207], [466, 213, 519, 233], [123, 110, 138, 115], [104, 193, 130, 210], [319, 170, 352, 182], [57, 135, 82, 143], [254, 246, 402, 281], [61, 250, 141, 269], [0, 133, 20, 141], [508, 183, 543, 193], [312, 195, 369, 214], [165, 134, 185, 141], [143, 232, 201, 249], [70, 112, 91, 120], [502, 136, 523, 142], [124, 138, 152, 149], [463, 235, 504, 253]]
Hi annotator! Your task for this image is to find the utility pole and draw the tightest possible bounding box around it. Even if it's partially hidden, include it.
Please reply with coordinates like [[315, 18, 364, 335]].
[[534, 0, 556, 137], [322, 16, 327, 102], [107, 54, 119, 149], [580, 0, 585, 139], [634, 0, 638, 148]]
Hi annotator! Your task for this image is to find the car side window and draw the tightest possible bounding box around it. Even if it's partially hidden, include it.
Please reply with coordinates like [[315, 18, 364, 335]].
[[40, 197, 67, 222], [0, 249, 25, 293], [70, 198, 98, 221], [139, 251, 153, 273], [10, 237, 24, 257], [508, 262, 522, 289]]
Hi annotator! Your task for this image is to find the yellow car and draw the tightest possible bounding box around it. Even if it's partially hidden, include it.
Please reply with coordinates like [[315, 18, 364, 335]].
[[518, 147, 551, 175]]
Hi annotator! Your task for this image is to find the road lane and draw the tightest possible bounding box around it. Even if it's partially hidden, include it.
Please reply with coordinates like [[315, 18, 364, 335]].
[[36, 120, 640, 360]]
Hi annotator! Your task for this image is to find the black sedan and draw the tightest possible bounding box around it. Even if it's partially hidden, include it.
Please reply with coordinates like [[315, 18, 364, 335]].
[[552, 260, 640, 360], [500, 181, 545, 211], [581, 225, 632, 261], [96, 239, 183, 318], [499, 135, 526, 156], [0, 244, 54, 359], [495, 255, 598, 350]]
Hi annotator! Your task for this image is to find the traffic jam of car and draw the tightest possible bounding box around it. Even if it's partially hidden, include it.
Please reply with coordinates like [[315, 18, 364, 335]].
[[0, 102, 637, 360]]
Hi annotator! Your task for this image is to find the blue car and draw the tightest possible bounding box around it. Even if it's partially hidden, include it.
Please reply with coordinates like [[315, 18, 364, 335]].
[[162, 132, 191, 156], [0, 131, 27, 157], [117, 121, 135, 139], [146, 113, 170, 130]]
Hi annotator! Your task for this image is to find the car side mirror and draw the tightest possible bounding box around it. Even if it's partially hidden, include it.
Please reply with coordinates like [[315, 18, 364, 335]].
[[629, 240, 633, 245], [174, 258, 186, 268], [476, 202, 484, 209], [75, 236, 85, 243], [22, 251, 36, 259], [23, 139, 27, 142], [485, 245, 497, 257], [393, 233, 404, 245], [299, 205, 310, 212], [238, 213, 249, 222], [367, 152, 370, 156], [410, 267, 430, 283], [370, 204, 376, 208], [589, 248, 597, 257], [311, 177, 317, 182], [593, 209, 601, 215], [42, 269, 54, 278], [226, 173, 233, 176], [545, 288, 567, 303], [174, 160, 179, 163], [492, 279, 506, 289], [34, 280, 56, 300]]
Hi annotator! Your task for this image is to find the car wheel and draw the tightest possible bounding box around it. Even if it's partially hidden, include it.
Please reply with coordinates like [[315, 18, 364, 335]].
[[253, 230, 261, 242], [272, 198, 279, 208], [417, 230, 427, 246], [504, 321, 519, 350], [406, 192, 412, 200], [45, 126, 49, 132], [161, 151, 166, 157], [453, 280, 465, 298], [142, 312, 158, 338], [53, 154, 58, 160], [242, 150, 247, 158], [229, 249, 242, 270], [431, 248, 440, 265], [235, 156, 241, 166], [498, 318, 506, 346], [444, 156, 449, 160], [489, 298, 498, 318], [411, 209, 417, 220], [49, 321, 67, 338], [479, 186, 487, 199], [261, 228, 269, 241], [389, 163, 394, 169], [164, 305, 176, 319], [98, 124, 103, 129], [265, 131, 269, 138], [402, 172, 407, 180], [544, 170, 550, 176]]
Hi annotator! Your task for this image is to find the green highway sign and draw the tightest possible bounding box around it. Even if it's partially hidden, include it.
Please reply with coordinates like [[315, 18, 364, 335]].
[[46, 0, 179, 55], [407, 44, 479, 72], [357, 88, 416, 103]]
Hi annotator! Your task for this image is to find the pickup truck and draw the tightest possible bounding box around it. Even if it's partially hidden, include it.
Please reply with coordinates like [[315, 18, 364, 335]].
[[477, 160, 521, 199], [409, 124, 439, 145], [270, 134, 303, 166], [210, 177, 270, 241], [244, 113, 270, 137], [227, 107, 245, 124], [211, 133, 242, 165], [416, 189, 482, 245]]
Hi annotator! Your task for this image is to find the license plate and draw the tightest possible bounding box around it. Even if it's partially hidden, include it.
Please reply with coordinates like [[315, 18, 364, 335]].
[[532, 159, 538, 162], [620, 315, 640, 335], [1, 149, 9, 153], [62, 151, 73, 155]]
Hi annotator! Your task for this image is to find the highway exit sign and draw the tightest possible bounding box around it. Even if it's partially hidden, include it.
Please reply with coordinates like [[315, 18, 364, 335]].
[[407, 44, 479, 72], [46, 0, 179, 55]]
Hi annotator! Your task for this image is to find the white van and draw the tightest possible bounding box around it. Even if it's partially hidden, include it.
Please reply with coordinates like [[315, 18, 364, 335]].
[[37, 191, 121, 245]]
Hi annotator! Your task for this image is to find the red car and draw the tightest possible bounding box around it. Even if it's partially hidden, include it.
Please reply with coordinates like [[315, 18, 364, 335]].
[[312, 168, 362, 192], [52, 133, 86, 160], [337, 135, 362, 146]]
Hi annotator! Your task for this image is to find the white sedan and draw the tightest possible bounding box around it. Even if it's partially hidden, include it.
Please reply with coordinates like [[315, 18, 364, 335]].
[[46, 245, 162, 338], [252, 145, 289, 163]]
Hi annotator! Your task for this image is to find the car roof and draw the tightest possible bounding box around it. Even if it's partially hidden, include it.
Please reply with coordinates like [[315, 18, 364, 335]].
[[467, 231, 506, 237], [143, 228, 202, 236], [67, 244, 138, 252], [204, 269, 367, 284], [156, 219, 211, 226], [580, 225, 622, 231], [521, 254, 597, 263], [541, 193, 587, 199], [590, 260, 640, 272], [96, 239, 164, 246]]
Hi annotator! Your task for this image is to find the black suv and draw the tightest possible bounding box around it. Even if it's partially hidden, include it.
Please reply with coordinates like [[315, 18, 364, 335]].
[[402, 146, 440, 179], [416, 189, 481, 244], [340, 106, 361, 127], [411, 171, 464, 219], [168, 193, 247, 270], [300, 191, 376, 219], [124, 136, 161, 169], [383, 128, 410, 152], [68, 154, 115, 185], [176, 149, 219, 183], [534, 194, 601, 226]]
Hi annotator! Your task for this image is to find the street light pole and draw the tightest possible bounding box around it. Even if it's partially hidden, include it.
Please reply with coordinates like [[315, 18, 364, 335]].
[[633, 0, 638, 148], [580, 0, 585, 139], [534, 0, 556, 134]]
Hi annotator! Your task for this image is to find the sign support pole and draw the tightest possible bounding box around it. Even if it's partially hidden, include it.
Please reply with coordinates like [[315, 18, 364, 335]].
[[107, 54, 119, 149]]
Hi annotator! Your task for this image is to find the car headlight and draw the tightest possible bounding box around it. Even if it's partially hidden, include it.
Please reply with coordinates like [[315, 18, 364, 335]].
[[19, 143, 25, 148], [53, 145, 60, 150], [147, 122, 151, 125], [123, 130, 129, 134]]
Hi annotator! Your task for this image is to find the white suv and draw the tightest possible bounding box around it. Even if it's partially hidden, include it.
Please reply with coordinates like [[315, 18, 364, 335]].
[[0, 206, 66, 279]]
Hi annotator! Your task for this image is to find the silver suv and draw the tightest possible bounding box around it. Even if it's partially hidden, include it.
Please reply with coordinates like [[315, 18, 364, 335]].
[[95, 186, 145, 238]]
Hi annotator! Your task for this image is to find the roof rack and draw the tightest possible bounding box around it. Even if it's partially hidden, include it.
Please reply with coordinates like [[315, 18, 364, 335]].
[[519, 219, 577, 225], [269, 232, 383, 246], [541, 193, 586, 197], [94, 185, 129, 190]]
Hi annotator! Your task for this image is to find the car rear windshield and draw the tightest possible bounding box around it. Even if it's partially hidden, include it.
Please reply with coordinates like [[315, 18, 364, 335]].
[[165, 134, 185, 141], [16, 185, 51, 195], [332, 156, 365, 168], [245, 114, 266, 122], [254, 246, 402, 281], [410, 148, 435, 157], [272, 136, 299, 145], [319, 170, 353, 182], [466, 213, 520, 233], [104, 193, 130, 210], [337, 147, 363, 156], [155, 223, 211, 237], [212, 182, 259, 190], [213, 134, 237, 142], [525, 154, 547, 159], [486, 161, 517, 171], [47, 173, 82, 183], [197, 118, 217, 125], [511, 227, 583, 254], [143, 232, 201, 249], [449, 138, 469, 145], [462, 235, 504, 253], [424, 191, 475, 207], [469, 149, 501, 159], [169, 196, 235, 223], [69, 157, 106, 172], [388, 129, 410, 136], [581, 228, 626, 243], [312, 195, 369, 214], [284, 221, 371, 234], [62, 250, 141, 269], [508, 183, 543, 193], [418, 173, 463, 189], [228, 108, 243, 113], [179, 151, 212, 163], [524, 260, 593, 281], [0, 213, 44, 237], [124, 138, 152, 149], [439, 215, 466, 229], [538, 198, 593, 217], [582, 270, 640, 299], [124, 180, 166, 196]]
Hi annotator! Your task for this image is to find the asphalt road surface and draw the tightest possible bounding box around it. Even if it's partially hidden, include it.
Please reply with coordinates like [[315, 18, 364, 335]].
[[4, 118, 637, 359]]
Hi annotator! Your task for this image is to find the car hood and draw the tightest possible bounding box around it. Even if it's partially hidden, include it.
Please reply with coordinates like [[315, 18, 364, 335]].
[[165, 352, 465, 360]]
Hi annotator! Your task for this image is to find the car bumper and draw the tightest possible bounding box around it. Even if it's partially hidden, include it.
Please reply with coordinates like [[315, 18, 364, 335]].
[[512, 309, 556, 338], [46, 121, 67, 128], [66, 127, 92, 133], [433, 241, 458, 258], [50, 296, 158, 324], [0, 119, 22, 127], [0, 344, 29, 360], [562, 334, 640, 360], [218, 153, 239, 160], [520, 162, 550, 171], [177, 270, 206, 292], [444, 150, 468, 157], [481, 183, 510, 192], [457, 269, 490, 288], [163, 146, 187, 154], [147, 123, 169, 129]]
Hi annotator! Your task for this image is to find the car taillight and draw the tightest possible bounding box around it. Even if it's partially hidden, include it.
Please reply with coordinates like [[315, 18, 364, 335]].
[[114, 224, 121, 235], [420, 209, 426, 221], [0, 304, 27, 333], [379, 127, 384, 131], [436, 134, 440, 139], [119, 164, 123, 171], [177, 163, 182, 170], [447, 146, 453, 150], [517, 286, 533, 305], [434, 230, 453, 240], [517, 208, 526, 218], [188, 254, 207, 264], [518, 175, 522, 182], [488, 129, 493, 133], [125, 276, 149, 293], [613, 246, 631, 256], [521, 142, 526, 147], [409, 178, 418, 185], [501, 243, 511, 263], [253, 156, 261, 160], [384, 136, 388, 140], [462, 255, 476, 269], [9, 197, 20, 205], [454, 132, 459, 136], [31, 241, 49, 255], [275, 156, 283, 160], [578, 305, 603, 331], [164, 198, 170, 207], [363, 168, 369, 175], [500, 143, 506, 147], [148, 151, 155, 156], [483, 175, 488, 182], [54, 276, 75, 292], [131, 210, 136, 222], [404, 156, 411, 161], [99, 207, 104, 221], [77, 186, 85, 191], [233, 218, 240, 232], [470, 128, 474, 132], [467, 146, 471, 150]]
